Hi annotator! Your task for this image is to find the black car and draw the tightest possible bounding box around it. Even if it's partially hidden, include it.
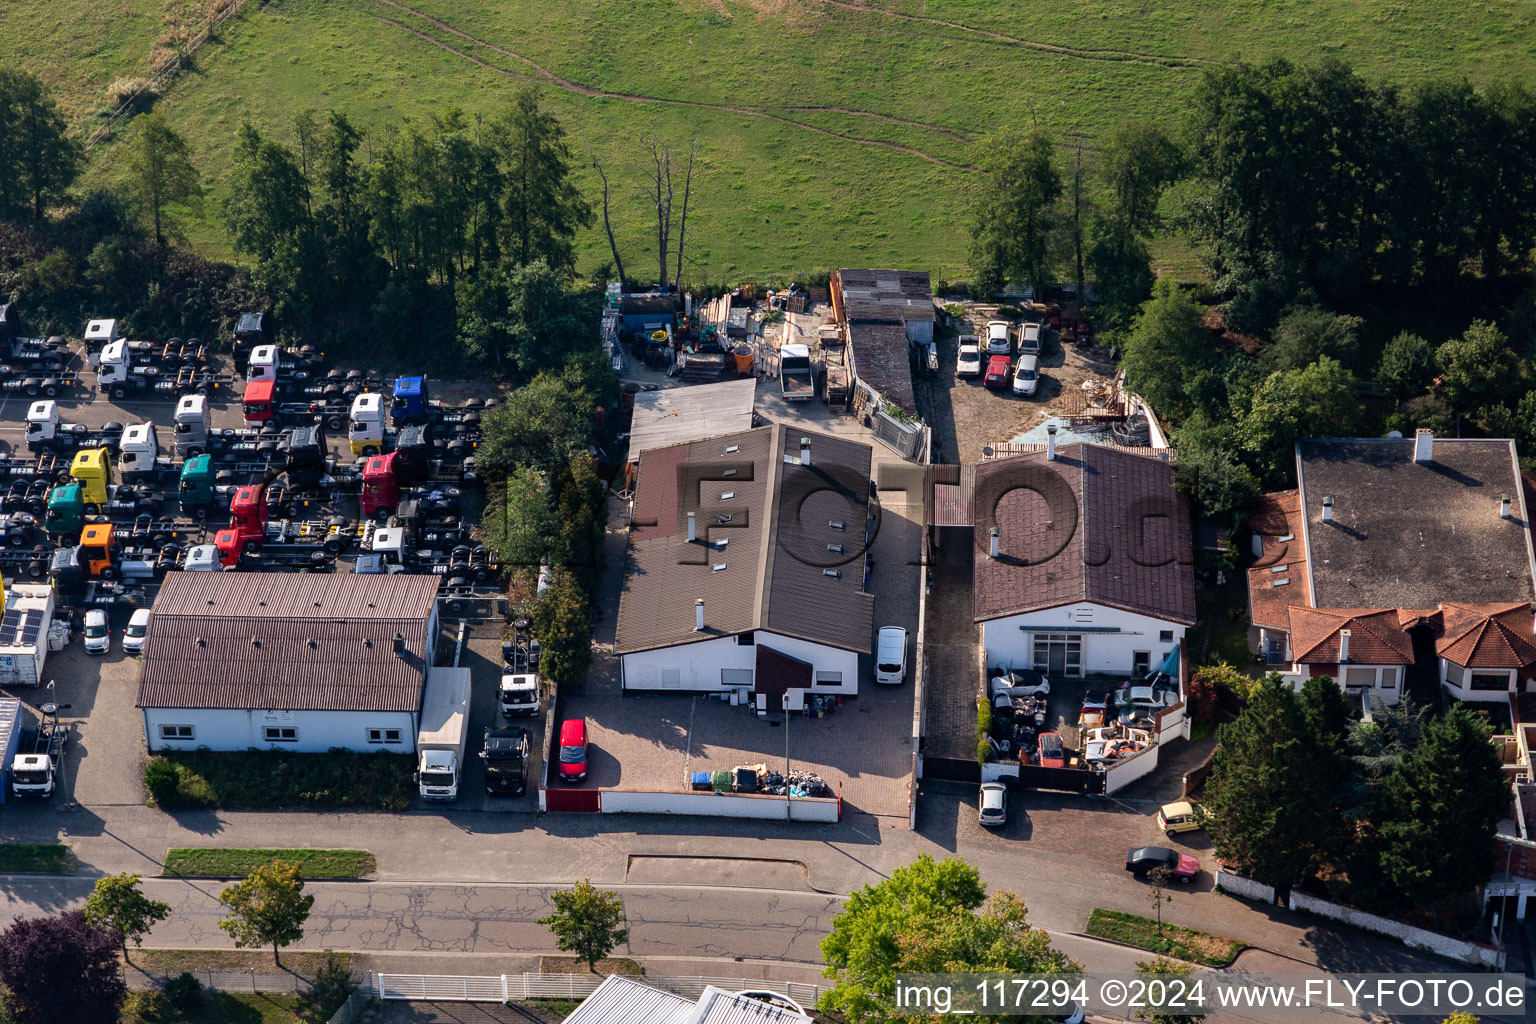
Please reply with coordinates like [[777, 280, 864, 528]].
[[480, 726, 531, 796], [1125, 846, 1198, 883]]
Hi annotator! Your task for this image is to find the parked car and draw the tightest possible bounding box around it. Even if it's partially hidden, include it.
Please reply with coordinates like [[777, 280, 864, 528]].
[[985, 320, 1012, 355], [1117, 685, 1176, 727], [557, 718, 588, 782], [122, 608, 151, 655], [978, 781, 1007, 827], [1125, 846, 1199, 883], [1019, 321, 1043, 355], [1158, 800, 1207, 836], [1078, 690, 1109, 729], [83, 609, 109, 655], [1011, 354, 1040, 395], [875, 626, 908, 685], [984, 354, 1012, 389], [989, 669, 1050, 698], [1036, 731, 1065, 768], [1082, 726, 1149, 766], [956, 337, 983, 379]]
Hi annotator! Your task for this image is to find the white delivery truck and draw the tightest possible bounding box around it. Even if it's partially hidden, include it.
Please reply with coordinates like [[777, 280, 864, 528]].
[[415, 667, 471, 801], [0, 584, 57, 688]]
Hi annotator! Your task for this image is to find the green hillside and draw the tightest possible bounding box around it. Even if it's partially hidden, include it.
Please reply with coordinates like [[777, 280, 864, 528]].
[[25, 0, 1536, 278]]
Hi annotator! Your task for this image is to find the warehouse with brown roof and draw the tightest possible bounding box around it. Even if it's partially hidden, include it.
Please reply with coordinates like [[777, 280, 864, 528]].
[[615, 423, 876, 712], [136, 572, 442, 753]]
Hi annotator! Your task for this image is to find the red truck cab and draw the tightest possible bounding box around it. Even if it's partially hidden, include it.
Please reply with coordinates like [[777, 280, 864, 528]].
[[242, 379, 276, 424], [215, 485, 267, 564], [361, 453, 400, 522]]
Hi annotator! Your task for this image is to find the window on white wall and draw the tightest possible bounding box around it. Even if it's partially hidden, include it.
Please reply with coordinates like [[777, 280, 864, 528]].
[[366, 728, 402, 744], [1344, 667, 1377, 687], [1159, 630, 1174, 643], [1378, 668, 1398, 688], [159, 725, 194, 740], [263, 726, 298, 742], [1132, 651, 1150, 676], [815, 671, 842, 686], [660, 668, 681, 688], [1470, 672, 1510, 691], [721, 668, 754, 687]]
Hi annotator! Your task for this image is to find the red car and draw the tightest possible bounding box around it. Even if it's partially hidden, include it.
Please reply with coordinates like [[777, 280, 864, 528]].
[[984, 354, 1012, 389], [558, 719, 588, 782], [1037, 731, 1065, 768], [1125, 846, 1200, 883]]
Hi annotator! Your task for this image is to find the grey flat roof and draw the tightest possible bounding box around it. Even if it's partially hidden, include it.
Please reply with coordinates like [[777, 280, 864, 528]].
[[1297, 437, 1536, 609], [627, 380, 757, 464]]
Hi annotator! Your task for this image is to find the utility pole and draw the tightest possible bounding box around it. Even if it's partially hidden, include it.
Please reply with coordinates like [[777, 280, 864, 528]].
[[785, 702, 792, 821]]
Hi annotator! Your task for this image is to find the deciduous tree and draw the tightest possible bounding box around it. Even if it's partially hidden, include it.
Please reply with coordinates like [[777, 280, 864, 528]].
[[1436, 319, 1522, 414], [1376, 331, 1436, 404], [121, 113, 203, 246], [1263, 305, 1362, 375], [1239, 356, 1356, 483], [217, 859, 315, 966], [82, 872, 171, 954], [1118, 277, 1218, 422], [970, 128, 1061, 299], [531, 568, 592, 685], [0, 911, 126, 1024], [538, 879, 628, 972]]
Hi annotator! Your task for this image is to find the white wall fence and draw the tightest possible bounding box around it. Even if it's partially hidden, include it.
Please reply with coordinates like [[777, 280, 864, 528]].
[[1286, 891, 1499, 967], [377, 972, 824, 1005], [1104, 744, 1158, 795], [1215, 868, 1277, 904], [599, 787, 839, 821]]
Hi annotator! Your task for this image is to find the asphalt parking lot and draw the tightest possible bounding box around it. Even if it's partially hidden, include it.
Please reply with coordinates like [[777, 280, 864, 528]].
[[446, 629, 543, 814], [555, 381, 924, 827]]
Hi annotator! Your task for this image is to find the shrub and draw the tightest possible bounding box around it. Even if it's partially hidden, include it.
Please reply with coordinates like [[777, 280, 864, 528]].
[[1184, 670, 1218, 724], [105, 77, 155, 106], [977, 695, 992, 737], [761, 307, 785, 324], [295, 951, 354, 1022], [163, 972, 202, 1011], [976, 736, 994, 765], [944, 302, 967, 319], [1191, 663, 1257, 705], [123, 990, 168, 1023], [143, 759, 181, 808]]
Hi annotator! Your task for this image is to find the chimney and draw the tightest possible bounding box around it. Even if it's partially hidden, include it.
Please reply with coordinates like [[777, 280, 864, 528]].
[[1413, 428, 1433, 463], [1322, 496, 1333, 523], [1046, 423, 1058, 461], [989, 526, 1000, 558], [687, 511, 697, 541], [392, 633, 406, 658], [800, 436, 811, 466], [694, 599, 705, 632], [1501, 493, 1512, 520], [1338, 628, 1351, 664]]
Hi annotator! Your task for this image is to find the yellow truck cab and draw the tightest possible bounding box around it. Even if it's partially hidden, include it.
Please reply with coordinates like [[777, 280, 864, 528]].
[[70, 447, 112, 509]]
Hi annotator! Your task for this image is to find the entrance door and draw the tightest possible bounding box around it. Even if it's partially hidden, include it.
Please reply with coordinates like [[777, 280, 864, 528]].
[[1033, 634, 1082, 677], [1049, 644, 1067, 676]]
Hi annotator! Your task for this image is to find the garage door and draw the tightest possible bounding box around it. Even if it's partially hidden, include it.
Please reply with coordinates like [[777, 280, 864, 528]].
[[546, 787, 601, 812]]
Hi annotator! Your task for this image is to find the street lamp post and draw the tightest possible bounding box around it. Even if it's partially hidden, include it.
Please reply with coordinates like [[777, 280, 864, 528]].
[[785, 702, 792, 821]]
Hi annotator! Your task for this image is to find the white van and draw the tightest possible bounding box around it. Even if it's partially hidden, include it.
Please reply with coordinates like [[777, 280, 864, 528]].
[[875, 626, 908, 685]]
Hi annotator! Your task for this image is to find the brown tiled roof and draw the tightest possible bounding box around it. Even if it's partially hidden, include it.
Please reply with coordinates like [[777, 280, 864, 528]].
[[847, 321, 917, 415], [1247, 490, 1310, 631], [835, 269, 935, 323], [972, 443, 1195, 624], [1287, 607, 1414, 665], [1438, 602, 1536, 669], [615, 424, 875, 655], [137, 573, 438, 712]]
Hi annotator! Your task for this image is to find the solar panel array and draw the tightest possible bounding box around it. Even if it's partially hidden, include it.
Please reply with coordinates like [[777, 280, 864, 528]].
[[0, 609, 42, 647]]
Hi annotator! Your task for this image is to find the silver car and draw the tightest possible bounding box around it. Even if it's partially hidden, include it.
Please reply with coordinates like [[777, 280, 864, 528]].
[[978, 782, 1007, 826]]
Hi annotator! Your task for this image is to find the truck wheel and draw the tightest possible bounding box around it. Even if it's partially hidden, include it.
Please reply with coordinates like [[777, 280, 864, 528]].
[[27, 499, 43, 516], [85, 503, 99, 516], [362, 446, 379, 457], [325, 414, 344, 432], [323, 537, 345, 555], [25, 561, 43, 579], [374, 507, 391, 523], [473, 566, 489, 583], [447, 598, 466, 616], [310, 550, 328, 565], [43, 384, 57, 398], [101, 566, 119, 580], [196, 384, 210, 396], [242, 539, 261, 555], [55, 470, 71, 484], [185, 447, 203, 458], [7, 532, 25, 548], [111, 386, 127, 400], [22, 383, 38, 397]]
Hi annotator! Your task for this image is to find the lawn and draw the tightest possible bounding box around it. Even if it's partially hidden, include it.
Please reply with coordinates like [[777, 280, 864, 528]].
[[126, 991, 308, 1024], [1085, 908, 1242, 967], [0, 843, 73, 873], [20, 0, 1532, 281], [132, 949, 351, 975], [149, 749, 415, 811], [163, 847, 376, 878]]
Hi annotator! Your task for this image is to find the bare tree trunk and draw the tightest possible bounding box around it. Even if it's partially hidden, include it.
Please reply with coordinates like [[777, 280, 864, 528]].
[[593, 157, 626, 288], [647, 138, 673, 290], [674, 137, 697, 289]]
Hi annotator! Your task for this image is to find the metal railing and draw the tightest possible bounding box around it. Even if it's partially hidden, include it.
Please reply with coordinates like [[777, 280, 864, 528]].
[[375, 971, 823, 1006], [325, 990, 372, 1024]]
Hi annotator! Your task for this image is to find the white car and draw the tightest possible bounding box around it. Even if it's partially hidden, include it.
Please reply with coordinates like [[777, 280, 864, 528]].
[[988, 669, 1050, 698], [1019, 321, 1043, 355], [956, 339, 983, 379], [1012, 354, 1040, 396], [875, 626, 908, 685], [122, 608, 151, 655], [978, 782, 1007, 827], [83, 609, 109, 655], [985, 320, 1012, 355]]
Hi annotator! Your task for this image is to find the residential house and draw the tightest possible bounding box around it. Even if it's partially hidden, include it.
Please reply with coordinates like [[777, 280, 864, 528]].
[[615, 424, 875, 711], [1248, 430, 1536, 705], [136, 572, 441, 752], [971, 438, 1195, 678]]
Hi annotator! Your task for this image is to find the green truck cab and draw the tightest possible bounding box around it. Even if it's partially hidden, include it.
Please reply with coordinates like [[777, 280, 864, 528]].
[[44, 483, 84, 537], [179, 454, 215, 516]]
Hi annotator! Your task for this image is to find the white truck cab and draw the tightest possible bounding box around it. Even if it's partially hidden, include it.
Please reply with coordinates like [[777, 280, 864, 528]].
[[499, 674, 540, 717], [349, 393, 385, 455], [181, 544, 224, 571], [174, 395, 210, 455], [96, 338, 131, 387], [83, 318, 118, 347], [246, 344, 279, 383], [118, 422, 158, 479], [370, 527, 408, 565], [25, 400, 58, 443]]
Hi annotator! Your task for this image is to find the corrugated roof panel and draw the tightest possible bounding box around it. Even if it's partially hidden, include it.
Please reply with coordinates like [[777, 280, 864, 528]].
[[564, 976, 694, 1024]]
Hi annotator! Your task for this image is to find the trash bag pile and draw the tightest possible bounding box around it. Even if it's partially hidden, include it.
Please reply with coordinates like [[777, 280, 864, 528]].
[[758, 768, 832, 798]]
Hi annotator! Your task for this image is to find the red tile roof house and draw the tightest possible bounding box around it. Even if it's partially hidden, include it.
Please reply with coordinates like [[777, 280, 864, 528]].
[[1247, 430, 1536, 707], [971, 442, 1196, 678], [615, 425, 875, 713]]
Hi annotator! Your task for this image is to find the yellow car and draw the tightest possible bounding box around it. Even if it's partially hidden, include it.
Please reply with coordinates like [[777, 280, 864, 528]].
[[1157, 800, 1207, 836]]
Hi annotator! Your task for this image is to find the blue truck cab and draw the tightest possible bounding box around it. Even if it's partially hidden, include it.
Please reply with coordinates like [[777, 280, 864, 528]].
[[391, 376, 428, 425]]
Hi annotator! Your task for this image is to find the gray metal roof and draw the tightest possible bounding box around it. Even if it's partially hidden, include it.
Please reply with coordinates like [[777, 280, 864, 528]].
[[846, 321, 917, 415], [136, 573, 437, 712], [563, 975, 694, 1024], [836, 268, 935, 323], [616, 424, 874, 655], [628, 380, 757, 464]]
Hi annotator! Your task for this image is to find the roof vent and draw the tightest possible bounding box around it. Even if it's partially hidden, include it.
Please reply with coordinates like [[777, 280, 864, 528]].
[[1321, 496, 1333, 523], [195, 637, 204, 647], [307, 638, 317, 648], [1413, 428, 1433, 463], [250, 637, 260, 647], [823, 569, 840, 578], [392, 633, 405, 658], [724, 445, 740, 454], [364, 638, 373, 648], [712, 563, 727, 572], [1501, 493, 1512, 520]]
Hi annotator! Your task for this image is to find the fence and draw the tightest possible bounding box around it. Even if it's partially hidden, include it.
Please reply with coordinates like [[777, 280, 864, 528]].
[[598, 787, 839, 821], [376, 972, 823, 1006], [326, 990, 371, 1024]]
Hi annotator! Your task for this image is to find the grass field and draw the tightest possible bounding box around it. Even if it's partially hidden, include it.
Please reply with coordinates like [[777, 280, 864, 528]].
[[163, 847, 376, 878], [1085, 908, 1242, 966], [0, 843, 73, 873], [17, 0, 1536, 278]]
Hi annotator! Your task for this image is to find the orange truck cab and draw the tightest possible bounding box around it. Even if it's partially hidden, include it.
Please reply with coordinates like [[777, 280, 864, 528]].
[[78, 523, 119, 578], [242, 379, 276, 424]]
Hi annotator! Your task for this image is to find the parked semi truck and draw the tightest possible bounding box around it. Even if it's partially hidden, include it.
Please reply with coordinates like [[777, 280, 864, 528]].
[[0, 698, 21, 803], [10, 702, 66, 798], [25, 401, 122, 453], [415, 667, 471, 801], [0, 584, 57, 688], [480, 726, 530, 797], [499, 617, 541, 718]]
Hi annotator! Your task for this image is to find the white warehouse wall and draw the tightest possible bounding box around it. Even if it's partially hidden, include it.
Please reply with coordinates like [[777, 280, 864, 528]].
[[981, 604, 1186, 677], [621, 632, 860, 698], [143, 707, 419, 754]]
